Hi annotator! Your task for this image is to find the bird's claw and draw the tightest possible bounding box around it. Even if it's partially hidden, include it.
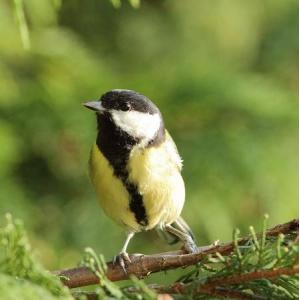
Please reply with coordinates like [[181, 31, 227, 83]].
[[183, 237, 198, 254], [113, 252, 131, 274]]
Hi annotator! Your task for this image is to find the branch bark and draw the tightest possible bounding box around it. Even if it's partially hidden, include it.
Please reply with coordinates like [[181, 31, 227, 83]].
[[156, 266, 299, 294], [72, 266, 299, 300], [54, 218, 298, 288]]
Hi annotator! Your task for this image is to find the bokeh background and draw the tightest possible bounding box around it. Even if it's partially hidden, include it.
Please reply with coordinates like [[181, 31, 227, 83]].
[[0, 0, 297, 276]]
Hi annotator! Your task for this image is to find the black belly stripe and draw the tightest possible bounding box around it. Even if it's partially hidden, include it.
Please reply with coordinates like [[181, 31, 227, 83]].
[[126, 183, 148, 226], [96, 113, 149, 226]]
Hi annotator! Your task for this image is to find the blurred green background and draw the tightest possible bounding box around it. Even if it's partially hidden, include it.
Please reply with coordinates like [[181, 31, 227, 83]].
[[0, 0, 297, 273]]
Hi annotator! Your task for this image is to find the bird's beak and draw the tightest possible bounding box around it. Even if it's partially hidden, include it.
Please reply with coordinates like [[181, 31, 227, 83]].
[[83, 101, 105, 113]]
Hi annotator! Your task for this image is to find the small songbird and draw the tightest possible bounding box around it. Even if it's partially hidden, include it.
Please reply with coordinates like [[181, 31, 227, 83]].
[[84, 89, 197, 268]]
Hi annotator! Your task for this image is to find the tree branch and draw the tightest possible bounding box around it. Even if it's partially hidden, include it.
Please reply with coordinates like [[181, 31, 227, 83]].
[[54, 218, 298, 288], [72, 266, 299, 300], [154, 266, 299, 294], [199, 265, 299, 288]]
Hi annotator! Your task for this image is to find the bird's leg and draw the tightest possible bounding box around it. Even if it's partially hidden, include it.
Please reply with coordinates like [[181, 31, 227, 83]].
[[165, 224, 198, 253], [113, 232, 135, 273]]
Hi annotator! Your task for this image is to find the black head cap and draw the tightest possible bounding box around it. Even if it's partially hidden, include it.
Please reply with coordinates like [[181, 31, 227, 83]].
[[100, 89, 159, 115]]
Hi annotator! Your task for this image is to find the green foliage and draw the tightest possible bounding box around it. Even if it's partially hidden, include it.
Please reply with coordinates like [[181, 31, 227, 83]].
[[13, 0, 30, 50], [78, 247, 156, 300], [76, 216, 298, 299], [80, 248, 124, 299], [174, 216, 298, 299], [0, 214, 72, 300], [110, 0, 140, 9], [0, 214, 297, 299]]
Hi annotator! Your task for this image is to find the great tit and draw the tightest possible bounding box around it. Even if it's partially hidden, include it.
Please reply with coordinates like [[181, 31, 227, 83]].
[[84, 89, 197, 268]]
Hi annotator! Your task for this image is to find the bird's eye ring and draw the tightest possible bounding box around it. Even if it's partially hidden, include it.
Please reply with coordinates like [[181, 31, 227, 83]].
[[121, 102, 131, 111]]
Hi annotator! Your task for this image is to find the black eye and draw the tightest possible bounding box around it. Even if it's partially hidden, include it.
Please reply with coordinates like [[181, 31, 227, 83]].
[[120, 102, 131, 111]]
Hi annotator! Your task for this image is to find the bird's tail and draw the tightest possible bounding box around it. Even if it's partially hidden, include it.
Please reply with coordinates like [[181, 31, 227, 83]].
[[156, 216, 196, 245]]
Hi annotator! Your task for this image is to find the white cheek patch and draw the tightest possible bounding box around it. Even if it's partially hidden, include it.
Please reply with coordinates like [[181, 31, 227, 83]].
[[111, 110, 161, 141]]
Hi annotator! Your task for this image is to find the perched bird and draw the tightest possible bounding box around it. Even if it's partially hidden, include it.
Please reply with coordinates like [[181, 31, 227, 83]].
[[84, 89, 197, 268]]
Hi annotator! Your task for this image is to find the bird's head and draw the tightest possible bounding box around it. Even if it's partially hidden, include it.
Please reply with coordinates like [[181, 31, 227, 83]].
[[84, 89, 164, 144]]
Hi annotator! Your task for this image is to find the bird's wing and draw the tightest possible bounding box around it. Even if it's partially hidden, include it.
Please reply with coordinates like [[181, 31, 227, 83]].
[[164, 130, 183, 171]]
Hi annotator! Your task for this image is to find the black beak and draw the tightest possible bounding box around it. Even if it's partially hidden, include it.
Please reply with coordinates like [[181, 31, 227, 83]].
[[83, 101, 105, 112]]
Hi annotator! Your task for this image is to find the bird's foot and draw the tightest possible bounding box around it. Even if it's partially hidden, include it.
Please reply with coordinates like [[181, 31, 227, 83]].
[[113, 251, 131, 274], [183, 236, 198, 254]]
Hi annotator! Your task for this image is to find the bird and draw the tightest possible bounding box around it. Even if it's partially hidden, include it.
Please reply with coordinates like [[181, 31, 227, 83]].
[[83, 89, 197, 269]]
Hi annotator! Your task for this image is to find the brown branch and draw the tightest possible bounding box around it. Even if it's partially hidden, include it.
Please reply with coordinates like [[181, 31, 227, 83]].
[[198, 287, 263, 300], [54, 218, 298, 288], [199, 265, 299, 288], [125, 266, 298, 299], [72, 266, 298, 300], [143, 284, 263, 300]]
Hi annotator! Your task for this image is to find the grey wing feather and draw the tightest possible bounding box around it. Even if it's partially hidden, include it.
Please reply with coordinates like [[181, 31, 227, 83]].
[[164, 130, 183, 171], [156, 217, 196, 245]]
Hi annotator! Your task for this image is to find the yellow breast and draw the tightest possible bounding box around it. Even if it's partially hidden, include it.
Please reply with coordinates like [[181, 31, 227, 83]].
[[89, 144, 138, 230], [89, 132, 185, 231], [127, 138, 185, 229]]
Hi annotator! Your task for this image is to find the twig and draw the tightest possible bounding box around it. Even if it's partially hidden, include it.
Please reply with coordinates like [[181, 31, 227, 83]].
[[54, 218, 298, 288], [142, 284, 262, 300], [199, 265, 299, 288], [126, 266, 298, 299], [72, 266, 298, 300]]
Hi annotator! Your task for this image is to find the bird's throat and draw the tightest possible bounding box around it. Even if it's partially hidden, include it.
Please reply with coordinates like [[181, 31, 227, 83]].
[[96, 113, 138, 177]]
